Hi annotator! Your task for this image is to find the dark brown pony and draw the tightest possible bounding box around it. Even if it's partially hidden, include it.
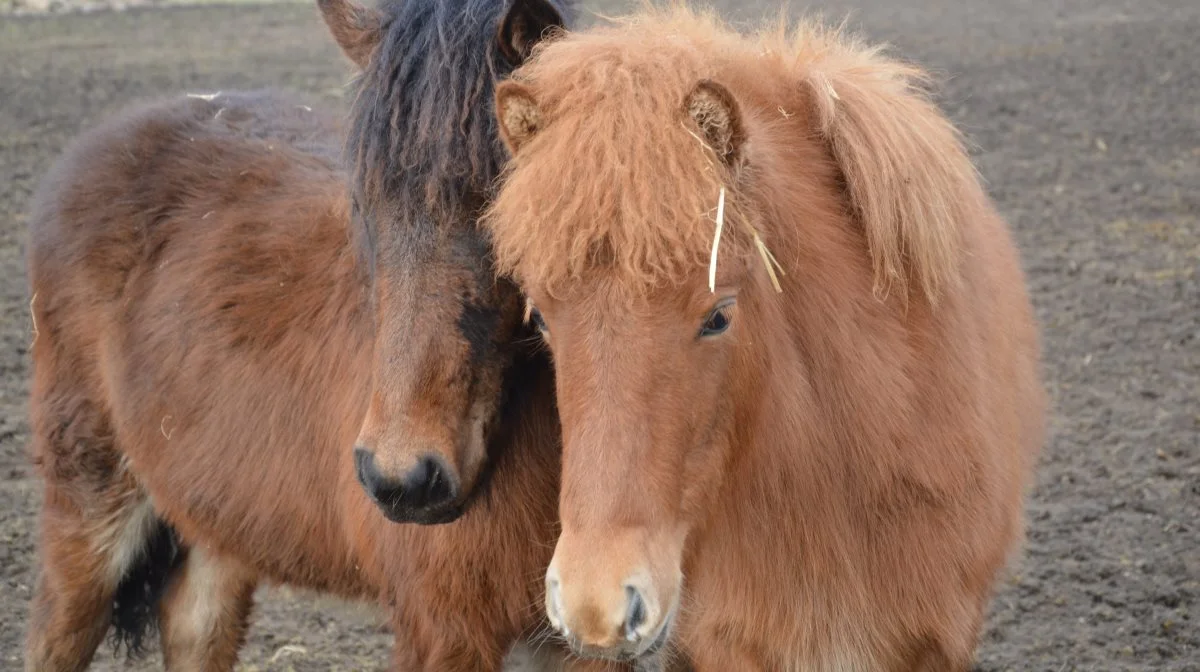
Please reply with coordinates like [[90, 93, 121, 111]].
[[22, 0, 613, 670], [486, 5, 1046, 670]]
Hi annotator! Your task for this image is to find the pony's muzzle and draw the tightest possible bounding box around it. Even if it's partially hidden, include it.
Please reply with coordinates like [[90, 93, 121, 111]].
[[545, 564, 672, 661], [353, 447, 461, 525]]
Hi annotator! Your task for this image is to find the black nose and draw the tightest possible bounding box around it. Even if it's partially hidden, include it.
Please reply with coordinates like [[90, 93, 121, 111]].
[[354, 447, 461, 525]]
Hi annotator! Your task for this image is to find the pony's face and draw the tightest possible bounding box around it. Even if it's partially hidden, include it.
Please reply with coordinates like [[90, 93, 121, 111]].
[[524, 275, 748, 658], [319, 0, 566, 525], [353, 232, 528, 525], [490, 72, 754, 658]]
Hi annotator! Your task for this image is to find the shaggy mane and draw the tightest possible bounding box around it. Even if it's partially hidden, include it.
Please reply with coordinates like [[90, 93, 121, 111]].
[[346, 0, 574, 273], [485, 3, 981, 303]]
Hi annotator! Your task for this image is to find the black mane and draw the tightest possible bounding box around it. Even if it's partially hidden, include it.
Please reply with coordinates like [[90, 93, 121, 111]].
[[346, 0, 575, 271]]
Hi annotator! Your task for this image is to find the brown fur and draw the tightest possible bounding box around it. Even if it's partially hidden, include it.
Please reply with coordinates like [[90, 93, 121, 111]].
[[21, 89, 558, 672], [22, 0, 612, 669], [487, 5, 1045, 670], [338, 0, 572, 505]]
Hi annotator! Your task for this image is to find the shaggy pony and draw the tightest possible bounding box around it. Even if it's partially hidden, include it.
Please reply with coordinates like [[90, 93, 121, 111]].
[[485, 4, 1044, 670]]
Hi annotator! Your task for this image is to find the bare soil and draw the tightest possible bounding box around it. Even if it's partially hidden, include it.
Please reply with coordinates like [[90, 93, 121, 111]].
[[0, 0, 1196, 670]]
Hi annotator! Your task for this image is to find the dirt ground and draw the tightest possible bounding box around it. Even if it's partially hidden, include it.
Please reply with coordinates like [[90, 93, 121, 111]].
[[0, 0, 1196, 670]]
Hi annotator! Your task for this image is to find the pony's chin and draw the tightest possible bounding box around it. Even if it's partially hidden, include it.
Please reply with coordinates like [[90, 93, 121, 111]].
[[375, 501, 465, 526], [564, 611, 675, 664]]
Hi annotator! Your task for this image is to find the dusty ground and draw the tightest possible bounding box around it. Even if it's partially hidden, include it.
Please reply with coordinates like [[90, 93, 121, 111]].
[[0, 0, 1196, 670]]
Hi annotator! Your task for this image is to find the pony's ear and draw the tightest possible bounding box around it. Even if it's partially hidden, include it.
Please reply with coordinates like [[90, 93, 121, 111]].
[[496, 0, 565, 66], [806, 60, 975, 303], [683, 79, 746, 167], [318, 0, 383, 69], [495, 82, 541, 153]]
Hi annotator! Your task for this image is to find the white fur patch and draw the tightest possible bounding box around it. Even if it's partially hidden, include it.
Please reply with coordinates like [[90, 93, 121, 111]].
[[94, 493, 158, 587], [174, 546, 225, 642]]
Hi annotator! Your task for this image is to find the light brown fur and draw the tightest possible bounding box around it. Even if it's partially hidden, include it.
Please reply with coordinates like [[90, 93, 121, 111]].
[[487, 5, 1045, 670]]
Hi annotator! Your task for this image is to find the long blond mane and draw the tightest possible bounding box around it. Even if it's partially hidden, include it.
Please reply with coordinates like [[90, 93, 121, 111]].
[[486, 3, 982, 304]]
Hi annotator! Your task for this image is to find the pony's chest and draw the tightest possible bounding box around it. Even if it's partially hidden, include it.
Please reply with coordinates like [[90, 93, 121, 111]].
[[677, 522, 885, 670]]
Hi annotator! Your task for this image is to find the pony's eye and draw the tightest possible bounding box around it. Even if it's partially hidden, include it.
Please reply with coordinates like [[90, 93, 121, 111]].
[[528, 307, 548, 334], [523, 299, 548, 334], [699, 305, 733, 337]]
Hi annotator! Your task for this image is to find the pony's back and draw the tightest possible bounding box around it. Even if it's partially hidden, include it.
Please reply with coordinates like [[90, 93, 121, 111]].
[[25, 89, 375, 660], [28, 90, 343, 290]]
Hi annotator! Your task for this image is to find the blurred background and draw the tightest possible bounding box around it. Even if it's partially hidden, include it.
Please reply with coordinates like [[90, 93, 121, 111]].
[[0, 0, 1196, 669]]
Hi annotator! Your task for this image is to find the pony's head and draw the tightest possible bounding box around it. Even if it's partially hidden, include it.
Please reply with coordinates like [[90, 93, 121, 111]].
[[318, 0, 570, 525], [486, 6, 975, 659]]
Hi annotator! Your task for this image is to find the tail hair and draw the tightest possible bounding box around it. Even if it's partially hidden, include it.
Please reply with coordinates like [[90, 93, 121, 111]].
[[109, 518, 184, 659]]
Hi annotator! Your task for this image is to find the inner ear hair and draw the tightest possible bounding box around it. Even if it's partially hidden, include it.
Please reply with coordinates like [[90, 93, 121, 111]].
[[317, 0, 383, 70], [497, 0, 566, 66], [684, 79, 747, 166], [495, 82, 541, 152]]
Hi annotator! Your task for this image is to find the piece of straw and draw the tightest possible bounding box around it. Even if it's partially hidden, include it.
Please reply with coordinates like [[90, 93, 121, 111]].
[[754, 232, 784, 293], [708, 187, 727, 293], [684, 121, 785, 295], [760, 236, 786, 277]]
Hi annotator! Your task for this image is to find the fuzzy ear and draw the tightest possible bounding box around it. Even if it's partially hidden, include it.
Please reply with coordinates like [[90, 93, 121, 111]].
[[496, 0, 565, 66], [495, 82, 541, 153], [807, 60, 977, 303], [683, 79, 747, 167], [318, 0, 383, 69]]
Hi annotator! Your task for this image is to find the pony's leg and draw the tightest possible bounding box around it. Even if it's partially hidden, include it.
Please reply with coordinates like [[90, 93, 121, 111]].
[[25, 481, 156, 672], [158, 546, 257, 672]]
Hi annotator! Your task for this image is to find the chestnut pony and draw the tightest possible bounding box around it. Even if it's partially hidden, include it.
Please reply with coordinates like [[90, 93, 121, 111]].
[[22, 0, 598, 670], [486, 5, 1046, 671]]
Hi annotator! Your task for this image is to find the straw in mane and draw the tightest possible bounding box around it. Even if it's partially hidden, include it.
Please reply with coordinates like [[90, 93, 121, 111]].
[[486, 3, 979, 305]]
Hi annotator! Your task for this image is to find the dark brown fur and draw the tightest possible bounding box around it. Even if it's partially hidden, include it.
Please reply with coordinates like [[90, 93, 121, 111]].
[[21, 0, 626, 670]]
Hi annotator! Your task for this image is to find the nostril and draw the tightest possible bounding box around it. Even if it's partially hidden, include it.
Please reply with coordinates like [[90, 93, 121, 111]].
[[545, 576, 563, 626], [402, 454, 456, 506], [353, 446, 376, 489], [424, 461, 442, 498], [354, 448, 465, 523], [624, 585, 646, 641]]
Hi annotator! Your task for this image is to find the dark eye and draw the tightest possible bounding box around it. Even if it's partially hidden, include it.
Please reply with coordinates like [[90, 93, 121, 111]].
[[699, 303, 734, 337], [527, 305, 548, 334]]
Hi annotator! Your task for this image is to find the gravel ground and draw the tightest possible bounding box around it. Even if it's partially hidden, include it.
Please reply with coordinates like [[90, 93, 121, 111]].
[[0, 0, 1196, 670], [0, 0, 300, 18]]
